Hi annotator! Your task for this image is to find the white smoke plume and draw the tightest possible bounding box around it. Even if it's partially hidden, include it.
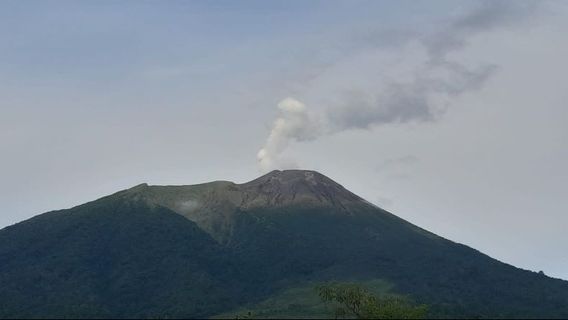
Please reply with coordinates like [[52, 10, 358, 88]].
[[257, 2, 536, 172], [257, 98, 318, 172]]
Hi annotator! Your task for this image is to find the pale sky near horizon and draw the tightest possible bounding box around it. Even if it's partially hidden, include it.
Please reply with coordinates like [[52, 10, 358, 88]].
[[1, 1, 567, 280]]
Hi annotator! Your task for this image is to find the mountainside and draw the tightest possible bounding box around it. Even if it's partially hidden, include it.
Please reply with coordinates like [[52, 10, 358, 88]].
[[1, 170, 567, 318]]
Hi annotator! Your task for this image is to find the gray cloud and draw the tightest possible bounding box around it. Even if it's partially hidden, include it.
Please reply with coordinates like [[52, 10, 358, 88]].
[[259, 2, 535, 171], [327, 61, 497, 130], [425, 1, 536, 61], [327, 1, 533, 131]]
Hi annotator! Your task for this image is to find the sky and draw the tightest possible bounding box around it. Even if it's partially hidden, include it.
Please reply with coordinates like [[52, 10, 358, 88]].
[[1, 0, 567, 280]]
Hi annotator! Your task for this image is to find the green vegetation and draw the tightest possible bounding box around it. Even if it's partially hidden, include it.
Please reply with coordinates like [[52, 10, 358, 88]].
[[233, 311, 255, 319], [1, 173, 568, 318], [0, 198, 247, 318], [317, 282, 427, 319], [215, 280, 392, 319]]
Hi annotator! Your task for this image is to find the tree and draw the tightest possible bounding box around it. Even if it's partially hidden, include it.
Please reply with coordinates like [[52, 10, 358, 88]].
[[316, 282, 428, 319]]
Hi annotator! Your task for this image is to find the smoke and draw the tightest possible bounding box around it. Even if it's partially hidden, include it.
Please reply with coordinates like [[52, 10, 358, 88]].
[[257, 98, 318, 172], [257, 1, 536, 172]]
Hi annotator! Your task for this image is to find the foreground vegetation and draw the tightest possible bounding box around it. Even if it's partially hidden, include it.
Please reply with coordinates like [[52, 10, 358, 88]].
[[317, 283, 427, 319], [224, 281, 427, 319]]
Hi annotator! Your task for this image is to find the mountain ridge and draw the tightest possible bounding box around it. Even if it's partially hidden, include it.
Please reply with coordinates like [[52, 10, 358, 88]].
[[1, 170, 567, 318], [120, 169, 363, 209], [113, 170, 373, 243]]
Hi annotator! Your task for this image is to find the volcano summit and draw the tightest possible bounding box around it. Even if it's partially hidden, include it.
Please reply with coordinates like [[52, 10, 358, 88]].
[[0, 170, 567, 318]]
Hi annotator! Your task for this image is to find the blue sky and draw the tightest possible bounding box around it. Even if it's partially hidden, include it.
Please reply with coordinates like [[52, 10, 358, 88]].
[[0, 1, 453, 83], [1, 1, 567, 280]]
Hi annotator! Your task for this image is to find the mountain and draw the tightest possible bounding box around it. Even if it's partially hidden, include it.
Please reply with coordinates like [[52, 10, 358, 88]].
[[0, 170, 567, 318]]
